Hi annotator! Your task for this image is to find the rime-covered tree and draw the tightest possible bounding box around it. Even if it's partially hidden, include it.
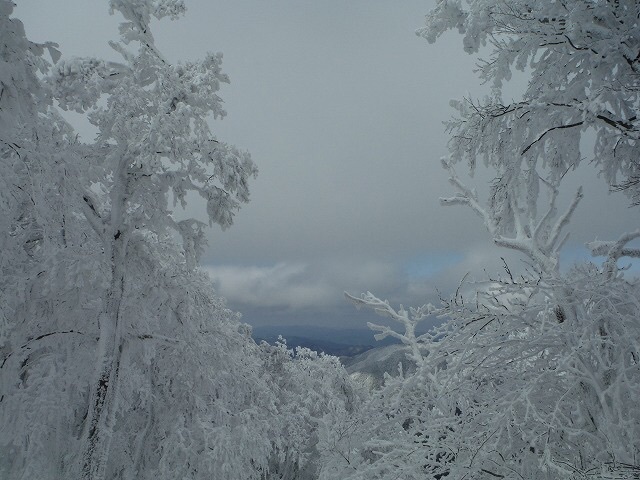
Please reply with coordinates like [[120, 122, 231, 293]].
[[343, 265, 640, 478], [419, 0, 640, 204], [1, 4, 363, 479], [339, 1, 640, 478], [47, 1, 257, 477], [0, 0, 65, 342], [260, 340, 364, 480], [0, 2, 313, 479], [1, 2, 99, 477]]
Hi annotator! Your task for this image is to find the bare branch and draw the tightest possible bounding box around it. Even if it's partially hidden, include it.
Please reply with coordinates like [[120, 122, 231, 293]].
[[1, 330, 87, 369], [521, 121, 584, 156]]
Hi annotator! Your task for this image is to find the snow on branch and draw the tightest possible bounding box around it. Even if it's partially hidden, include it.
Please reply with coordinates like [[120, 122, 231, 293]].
[[587, 229, 640, 278], [440, 157, 493, 233], [344, 291, 434, 364], [440, 156, 584, 275], [543, 185, 583, 254]]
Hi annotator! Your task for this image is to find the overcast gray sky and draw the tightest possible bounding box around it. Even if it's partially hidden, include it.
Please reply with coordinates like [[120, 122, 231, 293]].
[[17, 1, 638, 329]]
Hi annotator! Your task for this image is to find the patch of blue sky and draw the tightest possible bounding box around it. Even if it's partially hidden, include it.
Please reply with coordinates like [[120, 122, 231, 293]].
[[560, 245, 598, 268], [561, 244, 640, 276], [404, 251, 464, 279]]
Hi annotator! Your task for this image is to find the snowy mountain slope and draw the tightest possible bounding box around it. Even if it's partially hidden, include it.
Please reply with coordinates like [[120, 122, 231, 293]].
[[342, 344, 416, 390]]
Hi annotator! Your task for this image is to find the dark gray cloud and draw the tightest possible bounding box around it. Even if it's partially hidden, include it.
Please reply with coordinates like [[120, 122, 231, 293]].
[[16, 0, 638, 328]]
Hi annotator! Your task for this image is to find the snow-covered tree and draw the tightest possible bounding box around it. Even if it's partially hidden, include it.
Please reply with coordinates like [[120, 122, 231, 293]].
[[45, 2, 257, 478], [1, 4, 365, 479], [1, 3, 101, 477], [344, 263, 640, 478], [0, 2, 315, 479], [419, 0, 640, 203], [260, 340, 363, 480], [341, 1, 640, 478], [0, 0, 65, 342]]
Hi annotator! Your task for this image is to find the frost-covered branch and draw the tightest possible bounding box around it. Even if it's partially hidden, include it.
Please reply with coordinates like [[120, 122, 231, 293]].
[[441, 156, 583, 275], [544, 185, 583, 254], [334, 1, 640, 478], [421, 0, 640, 204], [440, 157, 493, 232], [344, 291, 434, 365], [587, 229, 640, 278]]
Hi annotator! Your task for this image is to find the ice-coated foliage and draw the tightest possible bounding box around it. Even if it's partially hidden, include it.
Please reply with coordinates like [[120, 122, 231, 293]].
[[0, 0, 65, 339], [0, 3, 361, 480], [260, 340, 364, 480], [340, 1, 640, 479], [1, 249, 282, 479], [419, 0, 640, 203], [5, 0, 639, 479], [343, 263, 640, 479], [0, 3, 363, 478], [42, 2, 259, 477]]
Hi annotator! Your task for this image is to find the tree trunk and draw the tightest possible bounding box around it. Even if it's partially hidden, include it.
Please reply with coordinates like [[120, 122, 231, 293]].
[[80, 238, 126, 480]]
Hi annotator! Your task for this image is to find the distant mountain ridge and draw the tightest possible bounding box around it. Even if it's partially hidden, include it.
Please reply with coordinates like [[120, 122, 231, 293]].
[[251, 324, 400, 357], [252, 325, 423, 388]]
